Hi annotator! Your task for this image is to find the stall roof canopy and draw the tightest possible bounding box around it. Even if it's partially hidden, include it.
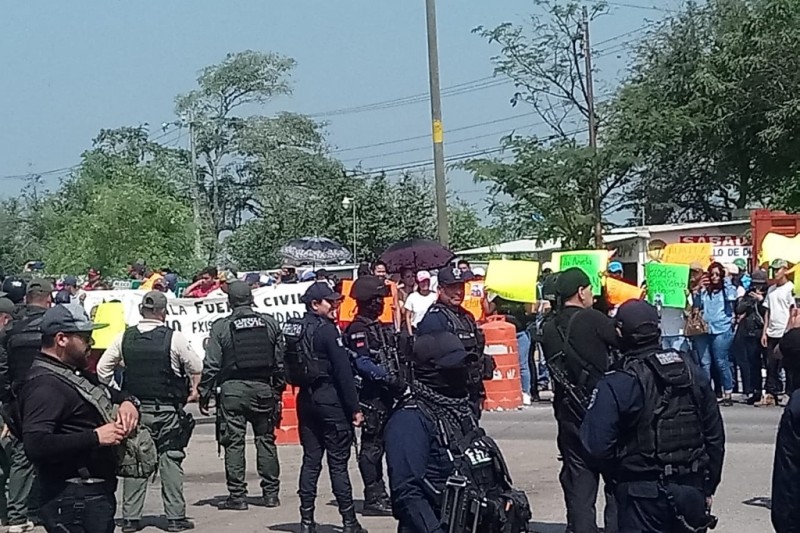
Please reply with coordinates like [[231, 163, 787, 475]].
[[457, 233, 639, 256], [457, 219, 749, 256]]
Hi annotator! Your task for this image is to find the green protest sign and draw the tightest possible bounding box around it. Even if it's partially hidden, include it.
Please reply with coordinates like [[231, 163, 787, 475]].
[[645, 263, 690, 308], [558, 250, 607, 296]]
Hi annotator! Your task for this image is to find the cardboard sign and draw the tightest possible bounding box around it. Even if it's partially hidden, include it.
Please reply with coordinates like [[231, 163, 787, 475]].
[[606, 277, 644, 306], [558, 251, 608, 296], [662, 243, 713, 269], [645, 263, 690, 309], [760, 233, 800, 265], [463, 281, 486, 321], [484, 260, 540, 303]]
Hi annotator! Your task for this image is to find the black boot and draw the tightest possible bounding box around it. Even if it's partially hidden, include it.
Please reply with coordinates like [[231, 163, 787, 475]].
[[342, 506, 368, 533], [299, 507, 316, 533], [363, 485, 392, 516]]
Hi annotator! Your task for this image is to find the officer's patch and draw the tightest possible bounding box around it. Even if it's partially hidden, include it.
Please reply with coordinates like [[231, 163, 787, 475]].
[[655, 352, 683, 365], [336, 338, 344, 347], [233, 316, 266, 330], [282, 322, 302, 336]]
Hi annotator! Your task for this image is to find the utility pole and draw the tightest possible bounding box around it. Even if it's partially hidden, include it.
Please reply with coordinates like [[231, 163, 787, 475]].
[[425, 0, 449, 247], [187, 112, 203, 262], [582, 6, 603, 247]]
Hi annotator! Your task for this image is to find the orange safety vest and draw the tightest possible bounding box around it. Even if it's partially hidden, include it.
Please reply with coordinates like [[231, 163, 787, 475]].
[[462, 281, 486, 322], [339, 279, 396, 325]]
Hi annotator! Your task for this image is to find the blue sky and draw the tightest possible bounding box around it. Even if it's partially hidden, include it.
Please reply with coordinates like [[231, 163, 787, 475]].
[[0, 1, 674, 213]]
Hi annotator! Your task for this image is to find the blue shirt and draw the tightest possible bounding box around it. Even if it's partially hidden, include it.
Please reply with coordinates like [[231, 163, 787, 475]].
[[695, 280, 737, 335], [385, 406, 453, 533]]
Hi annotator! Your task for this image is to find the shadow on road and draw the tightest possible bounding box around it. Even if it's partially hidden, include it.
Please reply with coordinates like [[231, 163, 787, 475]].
[[192, 494, 272, 508], [529, 522, 568, 533], [269, 523, 340, 533], [114, 516, 172, 532], [742, 496, 772, 509]]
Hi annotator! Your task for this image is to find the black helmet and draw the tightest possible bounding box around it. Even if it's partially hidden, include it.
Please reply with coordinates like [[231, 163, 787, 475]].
[[350, 275, 388, 302]]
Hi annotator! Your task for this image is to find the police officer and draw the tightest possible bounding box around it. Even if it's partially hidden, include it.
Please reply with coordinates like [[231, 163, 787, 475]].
[[343, 275, 405, 516], [18, 304, 140, 533], [417, 267, 493, 419], [96, 291, 203, 532], [283, 282, 366, 533], [581, 300, 725, 532], [771, 321, 800, 532], [0, 278, 52, 533], [199, 281, 286, 511], [539, 268, 618, 533], [385, 331, 531, 533]]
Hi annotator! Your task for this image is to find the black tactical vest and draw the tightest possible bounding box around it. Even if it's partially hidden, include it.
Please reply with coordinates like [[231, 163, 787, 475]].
[[223, 313, 275, 381], [416, 400, 531, 533], [283, 314, 330, 387], [6, 309, 46, 386], [617, 350, 708, 481], [122, 326, 188, 404]]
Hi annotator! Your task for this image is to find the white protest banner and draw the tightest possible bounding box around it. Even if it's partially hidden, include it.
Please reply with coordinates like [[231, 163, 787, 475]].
[[712, 246, 751, 261], [82, 282, 315, 358]]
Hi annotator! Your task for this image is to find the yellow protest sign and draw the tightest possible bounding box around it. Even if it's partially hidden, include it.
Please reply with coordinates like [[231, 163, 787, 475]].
[[662, 243, 713, 268], [485, 260, 540, 303], [91, 301, 127, 350], [760, 233, 800, 265]]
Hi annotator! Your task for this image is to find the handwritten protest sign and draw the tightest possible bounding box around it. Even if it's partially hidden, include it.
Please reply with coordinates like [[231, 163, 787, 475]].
[[558, 251, 608, 296], [606, 277, 644, 306], [82, 282, 314, 358], [645, 263, 690, 308], [485, 260, 540, 303], [662, 243, 712, 269]]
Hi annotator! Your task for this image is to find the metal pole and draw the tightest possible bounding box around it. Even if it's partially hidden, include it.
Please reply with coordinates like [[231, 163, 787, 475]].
[[582, 6, 602, 247], [188, 112, 203, 262], [425, 0, 449, 247], [353, 202, 357, 264]]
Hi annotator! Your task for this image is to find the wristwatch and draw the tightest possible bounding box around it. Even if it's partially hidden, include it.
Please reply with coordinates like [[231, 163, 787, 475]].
[[125, 395, 142, 411]]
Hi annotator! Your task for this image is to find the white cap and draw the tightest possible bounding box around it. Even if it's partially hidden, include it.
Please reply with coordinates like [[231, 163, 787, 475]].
[[416, 270, 432, 282], [542, 261, 554, 271], [724, 263, 739, 275], [473, 266, 486, 277]]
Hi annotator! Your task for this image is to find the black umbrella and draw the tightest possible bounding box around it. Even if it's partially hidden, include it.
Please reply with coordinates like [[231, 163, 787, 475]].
[[379, 239, 454, 272], [280, 237, 352, 265]]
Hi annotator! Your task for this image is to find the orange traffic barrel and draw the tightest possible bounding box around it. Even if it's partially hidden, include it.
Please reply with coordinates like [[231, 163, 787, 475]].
[[480, 315, 522, 411], [275, 388, 300, 445]]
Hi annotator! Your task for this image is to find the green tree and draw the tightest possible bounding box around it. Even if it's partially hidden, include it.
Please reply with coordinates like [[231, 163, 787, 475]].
[[606, 0, 800, 223], [39, 148, 198, 277], [469, 0, 634, 247]]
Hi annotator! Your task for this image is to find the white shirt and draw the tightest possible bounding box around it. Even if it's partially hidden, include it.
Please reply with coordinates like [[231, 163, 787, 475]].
[[97, 319, 204, 386], [404, 291, 438, 328], [764, 281, 796, 338]]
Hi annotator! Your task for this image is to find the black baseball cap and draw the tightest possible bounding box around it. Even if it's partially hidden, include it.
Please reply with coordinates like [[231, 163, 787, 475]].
[[41, 304, 107, 336], [437, 267, 465, 286], [750, 269, 768, 285], [141, 290, 168, 310], [350, 275, 387, 301], [412, 332, 469, 369], [616, 300, 660, 338], [227, 280, 254, 306], [301, 281, 343, 305], [556, 267, 591, 299]]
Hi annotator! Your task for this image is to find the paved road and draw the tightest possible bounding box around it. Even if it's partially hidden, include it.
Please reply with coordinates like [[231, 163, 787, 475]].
[[109, 402, 780, 532]]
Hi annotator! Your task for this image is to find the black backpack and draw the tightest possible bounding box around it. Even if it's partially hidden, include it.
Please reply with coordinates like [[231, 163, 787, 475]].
[[282, 316, 328, 387]]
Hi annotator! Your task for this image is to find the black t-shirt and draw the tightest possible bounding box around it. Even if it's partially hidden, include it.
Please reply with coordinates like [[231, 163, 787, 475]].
[[19, 355, 128, 496]]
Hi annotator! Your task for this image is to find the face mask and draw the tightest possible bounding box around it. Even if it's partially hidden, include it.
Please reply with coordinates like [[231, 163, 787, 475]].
[[415, 366, 469, 397]]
